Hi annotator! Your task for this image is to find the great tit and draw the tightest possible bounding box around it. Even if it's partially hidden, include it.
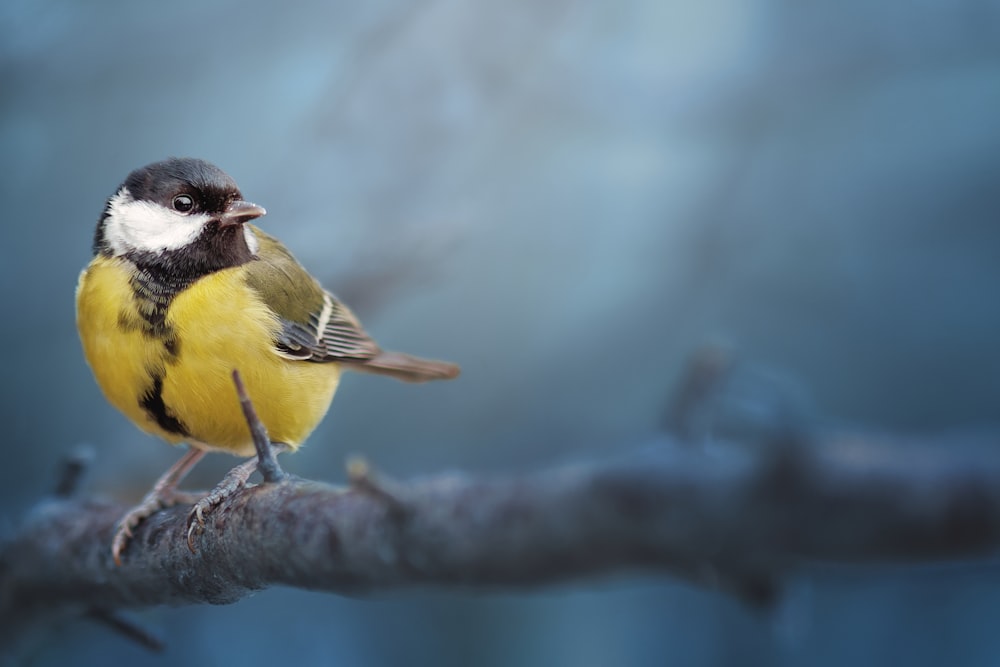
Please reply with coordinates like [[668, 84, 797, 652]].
[[76, 157, 459, 563]]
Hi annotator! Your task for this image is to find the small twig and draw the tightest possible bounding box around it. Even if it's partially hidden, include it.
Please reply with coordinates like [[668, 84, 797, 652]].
[[53, 445, 95, 498], [85, 609, 165, 653], [231, 369, 286, 483], [346, 456, 411, 519], [663, 343, 734, 440]]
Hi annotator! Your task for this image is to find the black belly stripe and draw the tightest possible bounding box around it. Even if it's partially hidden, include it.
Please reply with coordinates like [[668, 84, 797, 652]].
[[163, 334, 180, 360], [140, 374, 189, 436]]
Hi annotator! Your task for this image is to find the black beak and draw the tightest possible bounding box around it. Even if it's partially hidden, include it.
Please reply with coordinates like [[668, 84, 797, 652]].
[[220, 200, 266, 226]]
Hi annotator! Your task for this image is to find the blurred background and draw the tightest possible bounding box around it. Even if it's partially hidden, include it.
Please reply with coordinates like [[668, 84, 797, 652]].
[[3, 0, 1000, 665]]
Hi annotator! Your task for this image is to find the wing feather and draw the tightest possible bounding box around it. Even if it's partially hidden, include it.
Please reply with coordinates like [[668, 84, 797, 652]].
[[242, 226, 380, 363], [242, 225, 458, 382]]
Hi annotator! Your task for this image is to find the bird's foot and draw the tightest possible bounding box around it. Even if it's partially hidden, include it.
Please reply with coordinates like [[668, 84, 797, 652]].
[[185, 371, 290, 552], [112, 447, 207, 565], [184, 441, 289, 551], [185, 455, 261, 552], [112, 487, 203, 566]]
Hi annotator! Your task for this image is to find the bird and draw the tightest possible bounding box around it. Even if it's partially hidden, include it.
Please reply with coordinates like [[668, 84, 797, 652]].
[[76, 157, 460, 564]]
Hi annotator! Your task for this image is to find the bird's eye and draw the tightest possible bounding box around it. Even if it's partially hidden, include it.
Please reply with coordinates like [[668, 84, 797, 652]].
[[172, 194, 194, 213]]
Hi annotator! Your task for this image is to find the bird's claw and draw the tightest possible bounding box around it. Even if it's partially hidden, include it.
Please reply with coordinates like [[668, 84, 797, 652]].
[[185, 506, 205, 553], [112, 529, 130, 567], [109, 448, 208, 565], [112, 502, 158, 566], [185, 500, 219, 552], [183, 456, 258, 553]]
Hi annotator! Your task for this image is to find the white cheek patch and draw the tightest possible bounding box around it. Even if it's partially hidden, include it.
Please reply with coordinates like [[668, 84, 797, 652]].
[[103, 187, 211, 255], [243, 225, 260, 255]]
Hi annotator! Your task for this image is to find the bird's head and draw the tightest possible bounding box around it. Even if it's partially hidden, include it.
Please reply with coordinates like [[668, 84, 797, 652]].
[[94, 157, 266, 274]]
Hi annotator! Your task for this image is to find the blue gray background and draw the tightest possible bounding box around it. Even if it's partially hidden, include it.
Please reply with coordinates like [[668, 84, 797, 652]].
[[3, 1, 1000, 665]]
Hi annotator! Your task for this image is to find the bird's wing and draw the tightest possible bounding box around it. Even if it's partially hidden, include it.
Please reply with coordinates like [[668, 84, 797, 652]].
[[242, 226, 380, 362]]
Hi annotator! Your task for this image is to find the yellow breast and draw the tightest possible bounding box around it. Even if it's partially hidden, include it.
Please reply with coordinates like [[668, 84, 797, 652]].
[[76, 256, 340, 456]]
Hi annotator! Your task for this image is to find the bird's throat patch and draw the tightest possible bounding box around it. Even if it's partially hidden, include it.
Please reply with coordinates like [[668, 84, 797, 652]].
[[119, 264, 188, 364], [127, 266, 192, 334]]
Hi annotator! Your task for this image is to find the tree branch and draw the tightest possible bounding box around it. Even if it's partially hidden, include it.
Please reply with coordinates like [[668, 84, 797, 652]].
[[4, 430, 1000, 651]]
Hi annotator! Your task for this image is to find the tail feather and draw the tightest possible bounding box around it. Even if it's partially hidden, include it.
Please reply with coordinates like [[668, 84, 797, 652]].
[[344, 350, 460, 383]]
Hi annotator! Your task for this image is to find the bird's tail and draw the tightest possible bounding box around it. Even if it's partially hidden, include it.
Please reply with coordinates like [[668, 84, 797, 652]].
[[345, 350, 460, 383]]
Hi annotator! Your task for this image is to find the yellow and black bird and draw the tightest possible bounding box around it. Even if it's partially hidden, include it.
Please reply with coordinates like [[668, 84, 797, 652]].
[[77, 157, 459, 563]]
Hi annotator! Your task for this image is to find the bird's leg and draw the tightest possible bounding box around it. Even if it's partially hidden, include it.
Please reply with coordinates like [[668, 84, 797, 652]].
[[186, 370, 290, 551], [112, 447, 207, 565], [186, 441, 288, 552]]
